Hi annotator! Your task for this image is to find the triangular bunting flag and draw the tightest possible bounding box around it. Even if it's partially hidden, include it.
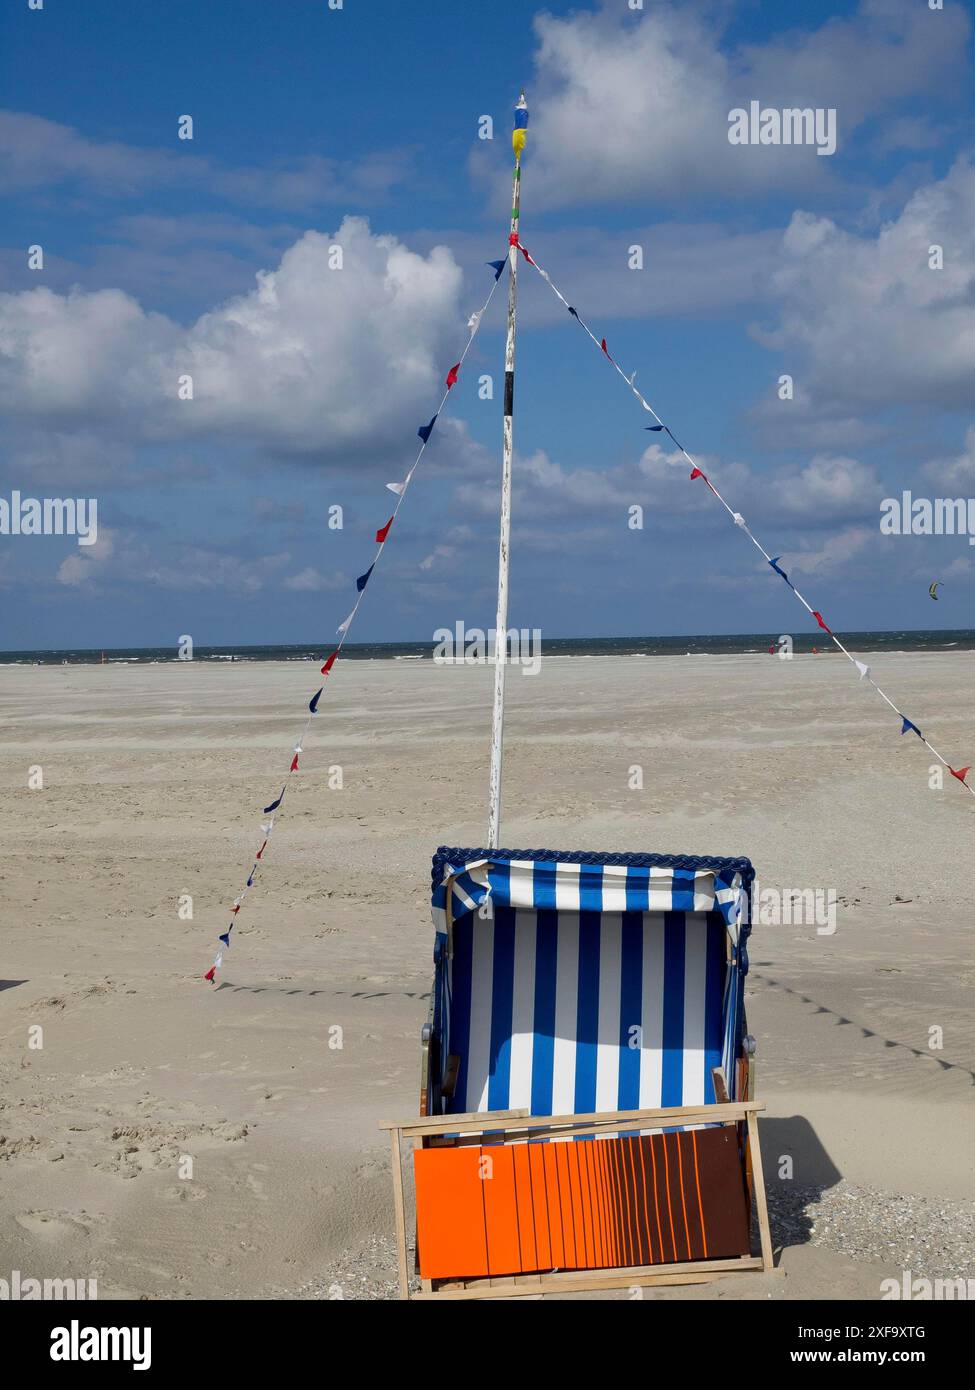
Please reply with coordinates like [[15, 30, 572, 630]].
[[487, 259, 505, 280], [290, 754, 299, 772], [263, 788, 284, 814], [219, 932, 231, 947], [901, 717, 922, 738], [568, 306, 578, 318], [321, 651, 337, 675], [645, 425, 664, 432], [246, 873, 255, 887], [309, 688, 323, 714], [386, 480, 406, 496], [768, 557, 794, 589], [733, 513, 746, 527], [600, 338, 611, 359], [445, 363, 460, 389], [949, 765, 971, 784], [467, 311, 481, 330], [417, 415, 437, 444], [812, 611, 833, 635], [256, 839, 267, 860], [356, 564, 374, 592], [689, 467, 706, 481], [854, 660, 870, 680], [204, 966, 216, 983], [375, 517, 393, 544], [337, 612, 353, 634], [518, 244, 536, 266]]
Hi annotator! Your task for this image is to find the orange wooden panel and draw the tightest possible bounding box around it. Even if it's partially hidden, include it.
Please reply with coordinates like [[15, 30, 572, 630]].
[[414, 1129, 750, 1282]]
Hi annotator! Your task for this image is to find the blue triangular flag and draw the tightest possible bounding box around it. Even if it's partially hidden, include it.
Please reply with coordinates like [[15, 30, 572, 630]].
[[246, 873, 254, 887], [263, 787, 285, 814], [219, 932, 231, 947], [768, 556, 795, 589], [356, 564, 374, 593], [487, 260, 505, 280], [568, 306, 578, 318], [309, 687, 323, 714], [644, 425, 663, 431], [901, 717, 922, 738], [418, 415, 437, 444]]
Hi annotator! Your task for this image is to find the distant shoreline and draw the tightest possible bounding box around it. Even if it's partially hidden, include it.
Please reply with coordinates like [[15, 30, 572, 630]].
[[2, 630, 974, 665]]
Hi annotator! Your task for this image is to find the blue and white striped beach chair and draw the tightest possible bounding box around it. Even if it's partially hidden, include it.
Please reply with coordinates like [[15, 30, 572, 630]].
[[382, 848, 774, 1299]]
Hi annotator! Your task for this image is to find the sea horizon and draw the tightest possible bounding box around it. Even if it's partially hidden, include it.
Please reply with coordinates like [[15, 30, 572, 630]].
[[2, 628, 973, 664]]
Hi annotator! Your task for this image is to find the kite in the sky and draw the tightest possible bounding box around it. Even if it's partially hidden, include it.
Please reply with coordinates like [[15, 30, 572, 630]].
[[928, 581, 941, 601]]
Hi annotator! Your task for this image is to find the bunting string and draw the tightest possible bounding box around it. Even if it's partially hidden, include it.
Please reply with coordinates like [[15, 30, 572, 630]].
[[203, 254, 510, 982], [513, 236, 974, 800]]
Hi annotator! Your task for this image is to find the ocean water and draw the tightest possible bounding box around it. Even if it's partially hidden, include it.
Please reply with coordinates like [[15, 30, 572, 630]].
[[1, 631, 973, 664]]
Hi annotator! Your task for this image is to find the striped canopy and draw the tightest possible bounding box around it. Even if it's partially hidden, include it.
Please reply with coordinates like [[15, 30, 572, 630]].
[[429, 848, 753, 1119]]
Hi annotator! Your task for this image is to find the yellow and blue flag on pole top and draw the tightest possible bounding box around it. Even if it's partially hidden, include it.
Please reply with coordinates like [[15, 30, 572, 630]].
[[512, 92, 528, 159]]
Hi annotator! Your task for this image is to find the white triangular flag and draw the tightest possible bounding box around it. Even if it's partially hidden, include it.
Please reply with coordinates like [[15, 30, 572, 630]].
[[337, 612, 354, 634], [467, 311, 481, 329], [386, 481, 406, 495], [261, 820, 274, 834], [854, 660, 870, 680], [733, 512, 746, 527], [213, 951, 223, 969]]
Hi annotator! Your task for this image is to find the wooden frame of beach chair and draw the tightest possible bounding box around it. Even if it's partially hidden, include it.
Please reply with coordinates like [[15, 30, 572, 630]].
[[384, 847, 770, 1299], [381, 1101, 774, 1299]]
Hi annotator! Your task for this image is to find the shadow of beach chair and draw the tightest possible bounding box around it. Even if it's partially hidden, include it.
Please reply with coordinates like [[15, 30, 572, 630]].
[[382, 847, 773, 1299]]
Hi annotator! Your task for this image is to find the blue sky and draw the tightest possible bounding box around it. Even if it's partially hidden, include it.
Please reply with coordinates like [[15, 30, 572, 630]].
[[1, 0, 974, 649]]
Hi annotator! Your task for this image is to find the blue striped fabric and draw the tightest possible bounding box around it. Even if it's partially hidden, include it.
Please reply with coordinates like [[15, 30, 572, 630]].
[[430, 850, 752, 1120]]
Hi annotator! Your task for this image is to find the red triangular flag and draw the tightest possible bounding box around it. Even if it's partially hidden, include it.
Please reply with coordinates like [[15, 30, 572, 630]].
[[445, 363, 460, 390], [255, 839, 267, 860], [204, 967, 216, 982], [600, 338, 611, 358], [690, 467, 706, 481], [321, 651, 337, 675], [375, 517, 393, 543], [949, 766, 971, 784], [290, 754, 299, 772], [231, 905, 240, 914], [519, 244, 536, 267], [812, 611, 833, 635]]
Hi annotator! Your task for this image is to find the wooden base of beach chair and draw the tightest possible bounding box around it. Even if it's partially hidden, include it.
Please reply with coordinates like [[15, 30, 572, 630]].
[[416, 1255, 766, 1299], [382, 1101, 774, 1301]]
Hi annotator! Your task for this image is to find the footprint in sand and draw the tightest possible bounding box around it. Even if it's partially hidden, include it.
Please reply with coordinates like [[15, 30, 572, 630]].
[[15, 1210, 89, 1241]]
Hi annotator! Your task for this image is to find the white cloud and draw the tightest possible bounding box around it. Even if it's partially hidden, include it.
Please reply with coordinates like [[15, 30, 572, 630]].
[[481, 0, 968, 210], [0, 218, 467, 459], [282, 567, 345, 591], [0, 110, 414, 208], [921, 426, 975, 488], [56, 529, 116, 586], [754, 160, 975, 411], [451, 443, 882, 537]]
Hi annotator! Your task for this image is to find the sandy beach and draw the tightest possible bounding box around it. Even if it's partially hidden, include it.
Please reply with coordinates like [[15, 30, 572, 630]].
[[1, 651, 973, 1300]]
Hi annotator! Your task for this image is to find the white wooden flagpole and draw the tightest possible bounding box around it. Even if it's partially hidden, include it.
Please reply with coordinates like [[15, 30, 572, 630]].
[[487, 92, 528, 850]]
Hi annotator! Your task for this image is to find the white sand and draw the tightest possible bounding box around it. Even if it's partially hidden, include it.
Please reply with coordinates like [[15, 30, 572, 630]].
[[1, 652, 973, 1299]]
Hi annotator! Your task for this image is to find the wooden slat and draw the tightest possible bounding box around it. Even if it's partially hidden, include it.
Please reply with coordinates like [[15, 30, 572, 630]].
[[382, 1099, 763, 1138], [746, 1108, 775, 1271], [388, 1129, 411, 1301], [421, 1256, 765, 1300]]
